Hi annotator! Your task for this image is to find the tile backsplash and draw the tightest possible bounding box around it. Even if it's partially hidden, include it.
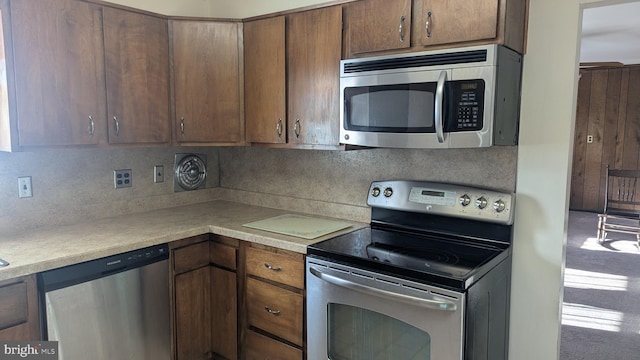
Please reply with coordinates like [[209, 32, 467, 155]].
[[0, 145, 517, 234], [0, 147, 219, 233]]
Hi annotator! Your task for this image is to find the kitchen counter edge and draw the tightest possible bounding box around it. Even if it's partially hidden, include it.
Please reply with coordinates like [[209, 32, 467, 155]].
[[0, 200, 368, 282]]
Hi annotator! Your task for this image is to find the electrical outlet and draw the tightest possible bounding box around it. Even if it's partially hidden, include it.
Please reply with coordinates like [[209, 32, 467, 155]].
[[18, 176, 32, 198], [587, 135, 594, 143], [154, 165, 164, 183], [114, 169, 132, 188]]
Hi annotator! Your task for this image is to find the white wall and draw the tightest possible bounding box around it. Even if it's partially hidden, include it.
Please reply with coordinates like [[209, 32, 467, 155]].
[[208, 0, 332, 18], [105, 0, 212, 16]]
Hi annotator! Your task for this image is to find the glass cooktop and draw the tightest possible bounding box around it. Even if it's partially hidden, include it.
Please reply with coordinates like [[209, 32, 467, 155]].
[[307, 226, 510, 290]]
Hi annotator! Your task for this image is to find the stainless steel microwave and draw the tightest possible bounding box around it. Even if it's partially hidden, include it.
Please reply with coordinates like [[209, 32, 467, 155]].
[[340, 45, 522, 149]]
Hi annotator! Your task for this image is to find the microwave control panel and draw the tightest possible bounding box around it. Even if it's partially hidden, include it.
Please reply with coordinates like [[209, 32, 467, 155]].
[[447, 80, 485, 131]]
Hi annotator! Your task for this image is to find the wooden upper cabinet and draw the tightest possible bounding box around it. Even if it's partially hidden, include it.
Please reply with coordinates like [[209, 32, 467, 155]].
[[286, 6, 342, 146], [343, 0, 412, 58], [417, 0, 498, 46], [245, 7, 342, 147], [8, 0, 106, 147], [171, 20, 243, 144], [244, 16, 286, 144], [103, 7, 170, 145], [343, 0, 527, 58]]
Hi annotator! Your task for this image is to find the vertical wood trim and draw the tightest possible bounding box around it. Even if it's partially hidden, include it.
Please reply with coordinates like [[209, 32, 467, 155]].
[[614, 68, 630, 168], [571, 70, 592, 209], [598, 68, 622, 210], [583, 69, 608, 210], [622, 67, 640, 169]]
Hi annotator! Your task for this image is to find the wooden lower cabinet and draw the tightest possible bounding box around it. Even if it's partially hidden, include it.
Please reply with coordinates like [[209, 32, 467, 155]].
[[244, 330, 303, 360], [241, 243, 305, 359], [171, 237, 305, 360], [171, 235, 239, 360], [0, 274, 39, 340], [245, 277, 303, 346]]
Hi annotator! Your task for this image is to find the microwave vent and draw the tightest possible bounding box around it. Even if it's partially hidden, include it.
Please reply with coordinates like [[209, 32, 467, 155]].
[[342, 49, 488, 74]]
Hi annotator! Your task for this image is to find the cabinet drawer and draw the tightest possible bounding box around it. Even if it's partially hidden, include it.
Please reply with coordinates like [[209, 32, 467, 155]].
[[0, 281, 28, 330], [174, 241, 210, 273], [245, 330, 302, 360], [210, 241, 236, 270], [245, 246, 304, 289], [246, 277, 303, 346]]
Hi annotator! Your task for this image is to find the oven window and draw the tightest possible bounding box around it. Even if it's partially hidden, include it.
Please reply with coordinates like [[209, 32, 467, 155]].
[[344, 84, 436, 132], [327, 303, 431, 360]]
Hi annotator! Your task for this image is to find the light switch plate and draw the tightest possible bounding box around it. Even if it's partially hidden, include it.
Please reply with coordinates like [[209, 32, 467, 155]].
[[18, 176, 32, 198], [154, 165, 164, 183]]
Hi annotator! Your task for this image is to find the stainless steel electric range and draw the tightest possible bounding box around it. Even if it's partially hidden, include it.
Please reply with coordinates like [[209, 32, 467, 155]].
[[306, 180, 514, 360]]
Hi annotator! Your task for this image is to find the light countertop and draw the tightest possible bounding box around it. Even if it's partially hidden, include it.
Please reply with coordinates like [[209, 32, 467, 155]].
[[0, 200, 367, 282]]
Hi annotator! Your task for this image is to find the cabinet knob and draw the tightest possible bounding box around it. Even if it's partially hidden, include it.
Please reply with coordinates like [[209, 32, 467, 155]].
[[399, 15, 406, 42], [180, 117, 185, 136], [294, 118, 301, 138], [276, 118, 283, 137], [88, 116, 94, 137], [264, 263, 282, 272], [113, 116, 120, 136], [426, 11, 432, 38], [264, 306, 281, 316]]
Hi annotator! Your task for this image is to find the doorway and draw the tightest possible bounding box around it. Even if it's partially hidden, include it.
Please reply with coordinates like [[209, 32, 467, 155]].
[[562, 2, 640, 358]]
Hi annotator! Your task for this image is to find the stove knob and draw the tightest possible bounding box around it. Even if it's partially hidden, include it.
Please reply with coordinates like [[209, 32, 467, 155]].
[[493, 199, 506, 212], [459, 194, 471, 206], [475, 196, 488, 209], [371, 187, 381, 197], [383, 187, 393, 197]]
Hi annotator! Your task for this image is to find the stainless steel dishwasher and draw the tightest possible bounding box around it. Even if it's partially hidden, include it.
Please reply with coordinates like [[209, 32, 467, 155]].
[[38, 244, 170, 360]]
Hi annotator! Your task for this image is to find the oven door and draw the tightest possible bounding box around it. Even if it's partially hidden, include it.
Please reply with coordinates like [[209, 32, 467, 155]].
[[306, 258, 465, 360]]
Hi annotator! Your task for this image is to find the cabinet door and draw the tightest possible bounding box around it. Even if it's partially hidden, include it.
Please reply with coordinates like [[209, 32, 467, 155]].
[[9, 0, 106, 147], [419, 0, 498, 46], [245, 330, 302, 360], [244, 17, 286, 144], [0, 275, 39, 341], [175, 267, 212, 360], [172, 21, 242, 144], [343, 0, 411, 58], [211, 266, 237, 360], [245, 277, 303, 347], [287, 6, 342, 146], [103, 7, 170, 145]]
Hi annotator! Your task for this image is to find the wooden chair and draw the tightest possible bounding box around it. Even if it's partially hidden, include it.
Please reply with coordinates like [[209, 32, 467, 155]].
[[597, 166, 640, 245]]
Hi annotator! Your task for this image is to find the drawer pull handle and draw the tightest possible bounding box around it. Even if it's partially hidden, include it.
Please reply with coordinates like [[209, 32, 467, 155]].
[[264, 306, 281, 316], [264, 263, 282, 272]]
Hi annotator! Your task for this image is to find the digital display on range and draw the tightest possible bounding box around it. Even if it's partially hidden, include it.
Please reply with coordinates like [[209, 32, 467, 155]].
[[410, 187, 456, 206], [422, 190, 445, 197]]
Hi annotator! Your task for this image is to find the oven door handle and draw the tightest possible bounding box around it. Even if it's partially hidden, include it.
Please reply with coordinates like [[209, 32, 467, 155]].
[[434, 70, 447, 144], [309, 267, 457, 311]]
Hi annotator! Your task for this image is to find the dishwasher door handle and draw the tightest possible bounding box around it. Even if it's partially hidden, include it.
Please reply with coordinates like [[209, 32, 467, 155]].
[[309, 266, 457, 311]]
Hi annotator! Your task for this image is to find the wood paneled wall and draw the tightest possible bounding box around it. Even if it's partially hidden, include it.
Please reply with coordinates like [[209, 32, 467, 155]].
[[571, 65, 640, 212]]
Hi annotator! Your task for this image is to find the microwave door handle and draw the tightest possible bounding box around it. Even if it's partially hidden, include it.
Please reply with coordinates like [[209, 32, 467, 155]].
[[435, 70, 447, 143], [309, 266, 457, 311]]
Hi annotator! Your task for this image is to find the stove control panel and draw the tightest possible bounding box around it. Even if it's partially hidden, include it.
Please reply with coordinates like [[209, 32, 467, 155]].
[[367, 180, 514, 225]]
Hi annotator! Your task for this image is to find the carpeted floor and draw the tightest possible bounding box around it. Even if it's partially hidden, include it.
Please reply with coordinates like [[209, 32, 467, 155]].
[[560, 210, 640, 359]]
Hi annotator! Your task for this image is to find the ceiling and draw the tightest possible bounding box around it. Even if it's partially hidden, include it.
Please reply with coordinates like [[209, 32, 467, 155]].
[[580, 2, 640, 65]]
